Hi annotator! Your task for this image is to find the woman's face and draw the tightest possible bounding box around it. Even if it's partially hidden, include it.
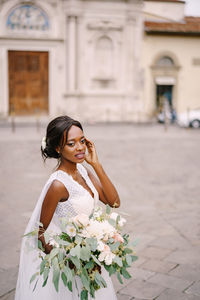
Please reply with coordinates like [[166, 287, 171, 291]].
[[59, 125, 86, 163]]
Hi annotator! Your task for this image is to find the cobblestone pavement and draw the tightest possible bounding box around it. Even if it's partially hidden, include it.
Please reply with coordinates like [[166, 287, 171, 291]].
[[0, 123, 200, 300]]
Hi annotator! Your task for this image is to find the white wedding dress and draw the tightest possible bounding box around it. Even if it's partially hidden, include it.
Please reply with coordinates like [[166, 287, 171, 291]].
[[15, 163, 117, 300]]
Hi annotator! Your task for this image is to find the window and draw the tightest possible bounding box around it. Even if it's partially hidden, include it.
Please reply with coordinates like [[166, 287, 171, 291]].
[[7, 4, 49, 31], [156, 56, 174, 67]]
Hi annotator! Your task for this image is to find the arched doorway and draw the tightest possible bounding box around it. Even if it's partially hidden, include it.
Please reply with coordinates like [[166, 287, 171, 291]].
[[7, 3, 49, 116], [152, 55, 179, 123]]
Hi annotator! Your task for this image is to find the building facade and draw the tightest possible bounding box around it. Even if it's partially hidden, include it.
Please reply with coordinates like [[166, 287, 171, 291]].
[[0, 0, 200, 122], [0, 0, 144, 122], [142, 0, 200, 120]]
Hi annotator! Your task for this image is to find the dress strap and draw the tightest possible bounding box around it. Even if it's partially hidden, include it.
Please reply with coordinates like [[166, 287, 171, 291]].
[[77, 164, 99, 206]]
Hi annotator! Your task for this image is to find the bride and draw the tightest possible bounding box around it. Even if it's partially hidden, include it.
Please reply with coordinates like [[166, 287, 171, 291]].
[[15, 115, 120, 299]]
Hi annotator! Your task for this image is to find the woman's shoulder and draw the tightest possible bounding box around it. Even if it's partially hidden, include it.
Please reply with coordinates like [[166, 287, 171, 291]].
[[45, 170, 70, 189]]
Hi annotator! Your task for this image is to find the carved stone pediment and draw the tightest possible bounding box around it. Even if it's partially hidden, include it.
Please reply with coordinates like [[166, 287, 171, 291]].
[[87, 20, 123, 31]]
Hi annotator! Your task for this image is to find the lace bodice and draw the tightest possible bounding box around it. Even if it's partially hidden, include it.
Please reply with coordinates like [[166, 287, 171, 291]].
[[49, 164, 99, 219]]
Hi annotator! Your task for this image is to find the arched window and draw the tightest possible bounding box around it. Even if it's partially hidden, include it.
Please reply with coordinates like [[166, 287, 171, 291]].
[[95, 36, 113, 78], [156, 56, 174, 67], [6, 4, 49, 31]]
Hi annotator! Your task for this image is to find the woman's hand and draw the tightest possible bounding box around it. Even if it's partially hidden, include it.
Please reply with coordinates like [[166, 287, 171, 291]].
[[85, 138, 99, 167], [85, 137, 120, 208]]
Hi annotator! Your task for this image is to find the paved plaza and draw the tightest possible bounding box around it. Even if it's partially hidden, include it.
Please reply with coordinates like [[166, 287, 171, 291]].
[[0, 122, 200, 300]]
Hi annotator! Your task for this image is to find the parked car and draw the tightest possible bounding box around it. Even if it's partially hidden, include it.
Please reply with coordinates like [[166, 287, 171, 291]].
[[177, 109, 200, 128]]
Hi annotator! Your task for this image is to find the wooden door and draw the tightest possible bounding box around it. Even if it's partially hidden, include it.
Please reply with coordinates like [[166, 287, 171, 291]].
[[8, 51, 48, 115]]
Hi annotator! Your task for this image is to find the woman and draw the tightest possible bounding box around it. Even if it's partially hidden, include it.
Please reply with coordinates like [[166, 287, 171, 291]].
[[15, 115, 120, 300]]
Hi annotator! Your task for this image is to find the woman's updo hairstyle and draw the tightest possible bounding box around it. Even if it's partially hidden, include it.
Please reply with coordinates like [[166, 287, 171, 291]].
[[41, 115, 83, 161]]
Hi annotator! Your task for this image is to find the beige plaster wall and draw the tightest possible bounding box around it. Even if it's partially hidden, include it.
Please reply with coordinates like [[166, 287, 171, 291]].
[[143, 1, 185, 21], [142, 34, 200, 116]]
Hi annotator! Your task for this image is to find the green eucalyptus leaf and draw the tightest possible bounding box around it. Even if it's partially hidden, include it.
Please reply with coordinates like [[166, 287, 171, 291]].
[[60, 232, 72, 243], [67, 280, 72, 292], [58, 250, 64, 263], [86, 238, 97, 251], [82, 267, 90, 282], [116, 215, 120, 224], [30, 272, 39, 284], [108, 238, 114, 243], [106, 205, 111, 215], [84, 260, 94, 269], [55, 237, 70, 246], [44, 232, 50, 244], [131, 255, 138, 262], [95, 272, 107, 288], [49, 248, 59, 260], [38, 240, 45, 251], [108, 265, 115, 276], [108, 218, 115, 227], [24, 229, 38, 237], [81, 273, 90, 292], [91, 254, 101, 266], [43, 267, 50, 283], [109, 241, 120, 251], [81, 289, 88, 300], [121, 268, 131, 279], [113, 256, 123, 267], [32, 278, 39, 292], [123, 248, 133, 254], [125, 254, 132, 266], [61, 272, 68, 286], [70, 244, 81, 259], [70, 256, 81, 270], [131, 238, 139, 247], [75, 235, 82, 245], [104, 264, 110, 272], [52, 257, 60, 292], [117, 272, 123, 284], [42, 276, 48, 287], [40, 259, 46, 275], [63, 265, 73, 282], [80, 245, 91, 261], [90, 284, 95, 298]]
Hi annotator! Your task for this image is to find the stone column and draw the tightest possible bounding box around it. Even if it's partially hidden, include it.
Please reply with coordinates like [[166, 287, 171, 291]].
[[67, 15, 77, 93], [126, 15, 136, 93]]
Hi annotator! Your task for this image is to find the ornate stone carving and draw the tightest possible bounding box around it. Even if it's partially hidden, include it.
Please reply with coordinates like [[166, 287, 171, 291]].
[[87, 20, 123, 32], [6, 4, 49, 31], [93, 36, 114, 80]]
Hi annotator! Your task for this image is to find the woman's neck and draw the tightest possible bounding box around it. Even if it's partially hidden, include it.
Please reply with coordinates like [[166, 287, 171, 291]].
[[57, 160, 78, 176]]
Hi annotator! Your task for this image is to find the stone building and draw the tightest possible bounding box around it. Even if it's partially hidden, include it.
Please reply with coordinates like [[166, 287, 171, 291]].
[[142, 0, 200, 120], [0, 0, 200, 122], [0, 0, 143, 122]]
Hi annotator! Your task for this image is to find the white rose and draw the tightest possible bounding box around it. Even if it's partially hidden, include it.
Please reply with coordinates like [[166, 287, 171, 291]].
[[41, 136, 46, 150], [86, 220, 104, 240], [97, 241, 105, 251], [118, 217, 126, 227], [101, 220, 116, 238], [98, 249, 115, 265], [73, 214, 89, 227], [49, 238, 59, 248], [93, 207, 103, 219], [66, 225, 76, 237], [105, 252, 115, 265], [110, 212, 119, 221], [110, 212, 126, 227]]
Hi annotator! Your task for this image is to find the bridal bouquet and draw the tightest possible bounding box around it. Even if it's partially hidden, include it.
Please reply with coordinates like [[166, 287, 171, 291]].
[[26, 206, 137, 299]]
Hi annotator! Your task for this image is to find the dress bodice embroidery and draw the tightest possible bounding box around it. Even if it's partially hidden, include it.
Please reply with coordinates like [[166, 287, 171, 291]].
[[50, 164, 99, 218]]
